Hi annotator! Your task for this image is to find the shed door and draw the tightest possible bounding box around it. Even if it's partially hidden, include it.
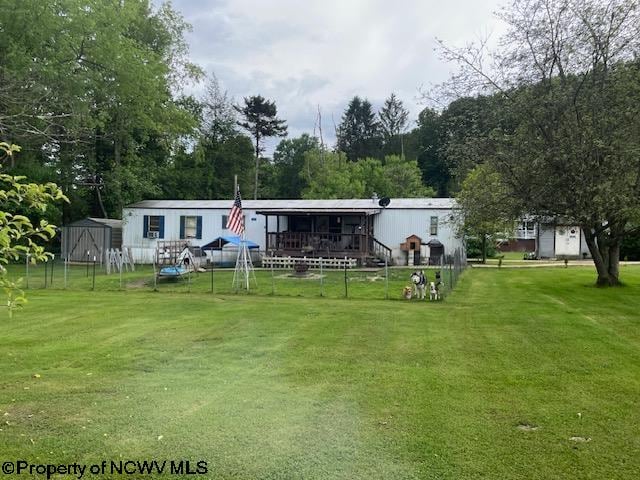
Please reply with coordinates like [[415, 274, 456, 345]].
[[555, 226, 580, 256]]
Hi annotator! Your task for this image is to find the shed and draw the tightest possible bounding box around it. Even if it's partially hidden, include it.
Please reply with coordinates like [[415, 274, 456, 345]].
[[61, 218, 122, 263]]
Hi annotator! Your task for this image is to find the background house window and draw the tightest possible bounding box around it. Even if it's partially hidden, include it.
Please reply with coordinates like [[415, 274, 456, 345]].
[[430, 216, 438, 236]]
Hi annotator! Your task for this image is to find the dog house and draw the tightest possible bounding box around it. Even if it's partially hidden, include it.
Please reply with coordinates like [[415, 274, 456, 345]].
[[61, 218, 122, 263], [400, 234, 423, 266]]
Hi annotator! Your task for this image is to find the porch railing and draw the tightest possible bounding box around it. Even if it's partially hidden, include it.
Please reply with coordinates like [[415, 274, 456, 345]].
[[266, 232, 368, 255]]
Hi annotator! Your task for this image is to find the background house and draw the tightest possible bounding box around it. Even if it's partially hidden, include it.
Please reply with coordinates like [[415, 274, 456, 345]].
[[121, 198, 464, 266]]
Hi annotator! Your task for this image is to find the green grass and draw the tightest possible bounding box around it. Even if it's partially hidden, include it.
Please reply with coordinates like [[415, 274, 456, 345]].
[[1, 267, 639, 479], [5, 262, 460, 300]]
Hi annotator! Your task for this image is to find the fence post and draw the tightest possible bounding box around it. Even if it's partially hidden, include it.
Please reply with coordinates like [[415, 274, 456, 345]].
[[270, 256, 275, 295], [64, 255, 68, 289], [319, 258, 324, 297], [344, 256, 348, 298], [50, 254, 54, 287], [92, 256, 96, 290], [210, 260, 214, 294], [44, 260, 48, 289], [25, 254, 29, 289], [385, 257, 389, 300]]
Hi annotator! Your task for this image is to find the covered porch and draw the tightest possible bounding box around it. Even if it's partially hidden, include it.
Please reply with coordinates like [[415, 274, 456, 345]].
[[258, 206, 390, 264]]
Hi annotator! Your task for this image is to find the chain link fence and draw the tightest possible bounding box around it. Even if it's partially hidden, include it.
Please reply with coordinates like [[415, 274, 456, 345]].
[[9, 249, 466, 302]]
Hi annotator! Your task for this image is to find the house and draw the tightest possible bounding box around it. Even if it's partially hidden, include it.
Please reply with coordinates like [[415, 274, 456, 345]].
[[498, 218, 591, 259], [121, 198, 464, 266], [536, 223, 591, 259]]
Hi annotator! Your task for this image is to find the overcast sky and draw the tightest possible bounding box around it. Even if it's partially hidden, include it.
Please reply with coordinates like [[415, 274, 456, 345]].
[[163, 0, 508, 151]]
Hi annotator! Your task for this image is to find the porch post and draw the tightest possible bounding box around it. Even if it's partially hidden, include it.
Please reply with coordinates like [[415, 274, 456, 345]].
[[264, 213, 269, 253]]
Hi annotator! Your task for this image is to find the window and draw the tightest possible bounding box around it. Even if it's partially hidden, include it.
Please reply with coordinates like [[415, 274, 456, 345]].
[[184, 216, 197, 239], [223, 214, 245, 230], [148, 216, 161, 232], [143, 215, 164, 239], [430, 216, 438, 236]]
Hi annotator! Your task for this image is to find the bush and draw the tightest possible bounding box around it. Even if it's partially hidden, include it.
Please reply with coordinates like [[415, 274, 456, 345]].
[[465, 236, 497, 259], [621, 231, 640, 261]]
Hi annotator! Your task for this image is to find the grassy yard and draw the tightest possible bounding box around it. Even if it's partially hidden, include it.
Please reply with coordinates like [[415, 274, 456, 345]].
[[1, 267, 639, 479]]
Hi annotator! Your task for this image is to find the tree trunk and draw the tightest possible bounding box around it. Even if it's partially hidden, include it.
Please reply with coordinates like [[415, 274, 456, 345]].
[[582, 226, 621, 286], [481, 234, 487, 264], [253, 133, 260, 200]]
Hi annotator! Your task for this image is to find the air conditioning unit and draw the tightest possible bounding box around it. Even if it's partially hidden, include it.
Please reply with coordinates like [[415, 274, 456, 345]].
[[147, 231, 159, 239]]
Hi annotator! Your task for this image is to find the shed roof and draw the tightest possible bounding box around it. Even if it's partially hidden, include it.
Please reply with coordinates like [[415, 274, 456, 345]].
[[64, 217, 122, 228], [125, 198, 457, 211]]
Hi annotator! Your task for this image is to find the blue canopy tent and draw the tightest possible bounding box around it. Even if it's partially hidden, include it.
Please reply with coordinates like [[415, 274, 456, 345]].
[[201, 236, 260, 267], [201, 236, 260, 250]]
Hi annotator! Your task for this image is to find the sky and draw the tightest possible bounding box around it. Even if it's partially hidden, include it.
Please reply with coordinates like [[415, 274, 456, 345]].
[[163, 0, 508, 152]]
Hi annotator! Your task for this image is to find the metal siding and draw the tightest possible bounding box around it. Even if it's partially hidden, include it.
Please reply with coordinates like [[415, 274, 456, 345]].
[[374, 209, 463, 265], [123, 207, 270, 263], [123, 205, 461, 264], [537, 225, 555, 258]]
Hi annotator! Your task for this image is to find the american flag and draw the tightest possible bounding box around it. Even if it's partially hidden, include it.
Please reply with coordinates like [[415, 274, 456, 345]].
[[226, 187, 244, 235]]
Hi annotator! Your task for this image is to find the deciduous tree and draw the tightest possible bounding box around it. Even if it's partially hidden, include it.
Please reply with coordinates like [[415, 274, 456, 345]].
[[437, 0, 640, 285]]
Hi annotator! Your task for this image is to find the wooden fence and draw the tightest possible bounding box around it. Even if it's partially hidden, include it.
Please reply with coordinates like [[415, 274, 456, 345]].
[[261, 256, 357, 269]]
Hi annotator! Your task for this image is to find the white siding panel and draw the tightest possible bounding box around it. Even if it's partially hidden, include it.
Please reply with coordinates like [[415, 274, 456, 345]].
[[122, 204, 463, 265], [374, 209, 463, 265]]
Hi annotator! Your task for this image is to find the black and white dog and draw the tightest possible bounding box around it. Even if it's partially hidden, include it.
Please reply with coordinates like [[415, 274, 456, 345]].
[[410, 270, 427, 300]]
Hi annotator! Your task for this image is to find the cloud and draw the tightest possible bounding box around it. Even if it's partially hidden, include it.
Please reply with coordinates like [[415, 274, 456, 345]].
[[162, 0, 507, 151]]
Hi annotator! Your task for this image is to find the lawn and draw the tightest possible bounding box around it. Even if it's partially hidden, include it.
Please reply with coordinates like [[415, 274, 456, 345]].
[[1, 267, 639, 479]]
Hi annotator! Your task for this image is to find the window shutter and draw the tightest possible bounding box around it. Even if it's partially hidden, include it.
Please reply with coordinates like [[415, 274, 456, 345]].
[[179, 216, 185, 239], [143, 215, 149, 238], [196, 216, 202, 239], [159, 216, 165, 239]]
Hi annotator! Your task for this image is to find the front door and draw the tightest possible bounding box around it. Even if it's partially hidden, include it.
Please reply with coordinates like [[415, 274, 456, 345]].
[[555, 226, 580, 256]]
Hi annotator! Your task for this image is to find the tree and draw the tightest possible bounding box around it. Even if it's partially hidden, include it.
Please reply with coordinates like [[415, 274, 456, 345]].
[[379, 93, 409, 157], [437, 0, 640, 285], [1, 143, 66, 315], [272, 134, 320, 198], [301, 150, 364, 199], [301, 152, 434, 199], [201, 74, 237, 143], [404, 107, 452, 195], [0, 0, 202, 220], [234, 95, 288, 199], [456, 164, 519, 263], [336, 97, 382, 161]]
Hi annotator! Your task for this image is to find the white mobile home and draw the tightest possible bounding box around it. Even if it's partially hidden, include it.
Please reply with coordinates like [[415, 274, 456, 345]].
[[122, 198, 464, 266]]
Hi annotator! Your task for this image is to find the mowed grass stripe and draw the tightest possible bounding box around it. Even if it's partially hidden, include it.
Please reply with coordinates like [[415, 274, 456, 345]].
[[1, 267, 639, 479]]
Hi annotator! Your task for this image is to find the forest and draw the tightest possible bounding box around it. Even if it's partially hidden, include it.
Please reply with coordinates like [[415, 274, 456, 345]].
[[1, 0, 640, 285], [0, 0, 481, 225]]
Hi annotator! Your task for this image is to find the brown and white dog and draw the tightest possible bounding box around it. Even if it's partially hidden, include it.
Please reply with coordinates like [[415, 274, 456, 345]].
[[403, 286, 413, 300]]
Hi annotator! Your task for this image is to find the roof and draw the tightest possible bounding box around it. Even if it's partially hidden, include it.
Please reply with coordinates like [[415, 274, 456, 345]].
[[201, 236, 260, 250], [64, 217, 123, 228], [125, 198, 457, 211]]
